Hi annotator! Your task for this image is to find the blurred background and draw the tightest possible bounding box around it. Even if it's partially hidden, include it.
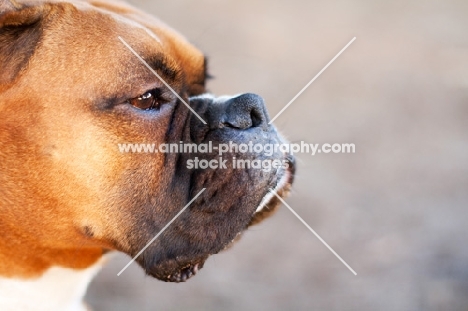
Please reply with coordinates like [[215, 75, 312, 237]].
[[86, 0, 468, 310]]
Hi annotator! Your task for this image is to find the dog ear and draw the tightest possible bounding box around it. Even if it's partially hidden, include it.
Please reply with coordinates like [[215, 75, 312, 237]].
[[0, 0, 44, 86]]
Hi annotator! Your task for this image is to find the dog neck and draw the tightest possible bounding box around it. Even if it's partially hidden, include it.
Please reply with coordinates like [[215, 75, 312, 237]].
[[0, 260, 104, 311]]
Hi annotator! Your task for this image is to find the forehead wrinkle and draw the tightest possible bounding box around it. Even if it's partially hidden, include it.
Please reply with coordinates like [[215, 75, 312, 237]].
[[65, 0, 163, 44], [81, 3, 162, 45], [111, 14, 162, 44], [118, 42, 181, 85]]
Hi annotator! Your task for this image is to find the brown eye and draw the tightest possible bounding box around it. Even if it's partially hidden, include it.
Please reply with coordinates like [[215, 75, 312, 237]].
[[129, 91, 159, 110]]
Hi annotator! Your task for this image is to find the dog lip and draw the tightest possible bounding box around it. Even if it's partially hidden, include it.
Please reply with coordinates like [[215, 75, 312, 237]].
[[246, 152, 295, 227], [285, 154, 296, 184], [164, 261, 204, 283]]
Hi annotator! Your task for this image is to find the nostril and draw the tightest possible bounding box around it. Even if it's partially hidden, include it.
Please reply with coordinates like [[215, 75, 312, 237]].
[[250, 109, 262, 128]]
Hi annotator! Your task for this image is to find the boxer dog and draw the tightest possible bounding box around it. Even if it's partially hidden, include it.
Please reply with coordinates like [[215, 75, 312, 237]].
[[0, 0, 295, 310]]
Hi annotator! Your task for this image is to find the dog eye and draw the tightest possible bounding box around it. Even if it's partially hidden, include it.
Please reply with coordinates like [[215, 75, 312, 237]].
[[128, 91, 159, 110]]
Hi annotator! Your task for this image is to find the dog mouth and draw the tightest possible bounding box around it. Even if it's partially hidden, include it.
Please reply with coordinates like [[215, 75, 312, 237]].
[[163, 261, 205, 283], [156, 155, 296, 283]]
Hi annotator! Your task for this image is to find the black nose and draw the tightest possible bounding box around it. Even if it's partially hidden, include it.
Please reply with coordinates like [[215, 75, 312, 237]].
[[221, 93, 270, 130]]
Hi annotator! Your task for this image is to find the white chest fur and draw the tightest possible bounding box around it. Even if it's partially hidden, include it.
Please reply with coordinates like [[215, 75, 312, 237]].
[[0, 260, 104, 311]]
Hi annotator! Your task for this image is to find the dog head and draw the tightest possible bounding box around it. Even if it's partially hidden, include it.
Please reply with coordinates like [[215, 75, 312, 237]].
[[0, 0, 294, 282]]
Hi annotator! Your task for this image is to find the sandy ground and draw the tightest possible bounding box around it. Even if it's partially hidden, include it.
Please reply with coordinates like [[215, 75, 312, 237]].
[[86, 0, 468, 310]]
